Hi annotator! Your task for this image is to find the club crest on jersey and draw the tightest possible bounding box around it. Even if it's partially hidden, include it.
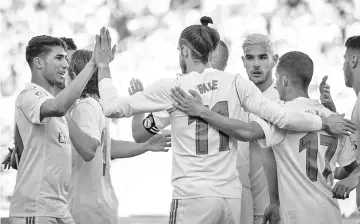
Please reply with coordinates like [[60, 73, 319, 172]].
[[35, 91, 45, 98], [58, 132, 70, 145]]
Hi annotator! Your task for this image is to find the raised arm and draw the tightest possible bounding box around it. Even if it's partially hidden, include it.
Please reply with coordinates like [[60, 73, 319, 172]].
[[39, 27, 112, 120], [98, 77, 178, 118], [319, 75, 337, 113]]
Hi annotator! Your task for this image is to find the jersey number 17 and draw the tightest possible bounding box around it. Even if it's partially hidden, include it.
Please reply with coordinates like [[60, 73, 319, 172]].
[[188, 101, 230, 155], [299, 132, 338, 182]]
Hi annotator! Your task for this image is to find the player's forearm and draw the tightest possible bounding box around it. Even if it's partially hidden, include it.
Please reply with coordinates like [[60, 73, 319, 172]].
[[323, 102, 337, 113], [199, 108, 265, 141], [132, 114, 153, 143], [66, 116, 98, 162], [98, 65, 112, 82], [262, 148, 280, 204], [334, 167, 351, 180], [110, 139, 148, 159], [54, 62, 96, 114]]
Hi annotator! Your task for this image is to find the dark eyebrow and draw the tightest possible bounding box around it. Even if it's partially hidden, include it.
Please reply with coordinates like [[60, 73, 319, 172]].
[[54, 54, 67, 59], [259, 54, 269, 57]]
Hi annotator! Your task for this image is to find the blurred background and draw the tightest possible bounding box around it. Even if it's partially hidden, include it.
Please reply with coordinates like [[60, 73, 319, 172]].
[[1, 0, 360, 223]]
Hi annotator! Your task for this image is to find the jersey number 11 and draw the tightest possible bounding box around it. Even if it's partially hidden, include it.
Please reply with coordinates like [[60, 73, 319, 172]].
[[188, 101, 230, 155]]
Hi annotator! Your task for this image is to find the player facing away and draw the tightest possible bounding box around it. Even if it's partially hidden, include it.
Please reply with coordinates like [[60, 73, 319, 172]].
[[9, 28, 110, 224], [170, 51, 359, 224], [63, 49, 171, 224], [240, 33, 280, 224], [96, 16, 355, 223]]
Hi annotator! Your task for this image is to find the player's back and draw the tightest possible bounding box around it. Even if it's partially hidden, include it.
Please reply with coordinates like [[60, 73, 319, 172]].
[[268, 98, 354, 224], [169, 68, 243, 199]]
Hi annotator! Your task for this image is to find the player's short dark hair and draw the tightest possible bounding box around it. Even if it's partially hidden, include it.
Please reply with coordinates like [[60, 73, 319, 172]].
[[277, 51, 313, 89], [219, 40, 229, 63], [25, 35, 67, 67], [69, 50, 99, 99], [60, 37, 77, 51], [345, 36, 360, 50], [179, 16, 220, 64]]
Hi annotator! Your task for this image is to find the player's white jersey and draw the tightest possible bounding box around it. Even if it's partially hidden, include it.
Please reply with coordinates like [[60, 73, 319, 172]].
[[99, 68, 323, 199], [252, 97, 356, 224], [351, 92, 360, 162], [10, 83, 72, 218], [67, 97, 118, 224]]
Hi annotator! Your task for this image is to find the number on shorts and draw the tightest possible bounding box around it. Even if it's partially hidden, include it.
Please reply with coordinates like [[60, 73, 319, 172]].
[[188, 101, 230, 155]]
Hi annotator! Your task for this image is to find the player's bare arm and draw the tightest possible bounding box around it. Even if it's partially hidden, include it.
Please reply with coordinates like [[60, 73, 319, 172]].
[[170, 87, 265, 141], [65, 114, 100, 162], [334, 160, 358, 180], [110, 134, 171, 159], [332, 161, 359, 199], [319, 75, 337, 113], [261, 148, 281, 224], [170, 86, 356, 137], [39, 28, 112, 120]]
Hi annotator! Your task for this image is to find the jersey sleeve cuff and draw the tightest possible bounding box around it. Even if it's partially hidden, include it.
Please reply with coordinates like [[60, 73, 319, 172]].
[[249, 114, 271, 148], [34, 96, 51, 124]]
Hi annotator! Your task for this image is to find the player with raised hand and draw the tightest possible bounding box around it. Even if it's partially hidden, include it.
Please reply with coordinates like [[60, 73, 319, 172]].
[[96, 16, 355, 223], [171, 51, 358, 224], [8, 27, 109, 224], [64, 47, 170, 224]]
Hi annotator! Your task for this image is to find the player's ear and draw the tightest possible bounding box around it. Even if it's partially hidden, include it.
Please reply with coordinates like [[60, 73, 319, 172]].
[[181, 45, 190, 59], [272, 54, 279, 68], [33, 57, 44, 69], [351, 55, 358, 68], [282, 76, 288, 87]]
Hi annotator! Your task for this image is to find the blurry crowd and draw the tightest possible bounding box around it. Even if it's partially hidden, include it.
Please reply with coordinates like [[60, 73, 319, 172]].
[[1, 0, 360, 217]]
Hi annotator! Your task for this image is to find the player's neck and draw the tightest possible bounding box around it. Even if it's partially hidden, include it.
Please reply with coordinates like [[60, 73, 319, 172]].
[[257, 76, 273, 93], [285, 89, 309, 101], [31, 71, 55, 95], [187, 62, 212, 74]]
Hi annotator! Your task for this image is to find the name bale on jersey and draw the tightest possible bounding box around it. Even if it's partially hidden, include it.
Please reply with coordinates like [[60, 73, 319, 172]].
[[197, 80, 218, 94]]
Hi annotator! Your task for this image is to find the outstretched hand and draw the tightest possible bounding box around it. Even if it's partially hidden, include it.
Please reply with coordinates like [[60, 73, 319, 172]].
[[145, 134, 171, 152], [128, 78, 144, 96]]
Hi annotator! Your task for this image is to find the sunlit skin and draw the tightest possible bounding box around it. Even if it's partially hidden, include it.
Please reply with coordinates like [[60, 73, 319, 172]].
[[242, 44, 278, 92]]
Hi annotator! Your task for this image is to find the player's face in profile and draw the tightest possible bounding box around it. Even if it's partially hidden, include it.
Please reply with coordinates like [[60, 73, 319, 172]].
[[43, 46, 69, 87], [343, 49, 353, 88], [242, 44, 273, 85], [275, 69, 286, 101], [178, 45, 187, 74]]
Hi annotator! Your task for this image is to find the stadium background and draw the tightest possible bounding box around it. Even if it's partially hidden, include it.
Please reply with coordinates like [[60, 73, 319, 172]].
[[1, 0, 360, 223]]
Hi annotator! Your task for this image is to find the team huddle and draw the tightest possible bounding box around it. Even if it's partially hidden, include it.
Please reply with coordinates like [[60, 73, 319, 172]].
[[2, 16, 360, 224]]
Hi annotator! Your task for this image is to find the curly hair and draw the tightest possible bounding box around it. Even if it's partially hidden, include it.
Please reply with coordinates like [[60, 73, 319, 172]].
[[68, 50, 99, 99], [25, 35, 67, 67]]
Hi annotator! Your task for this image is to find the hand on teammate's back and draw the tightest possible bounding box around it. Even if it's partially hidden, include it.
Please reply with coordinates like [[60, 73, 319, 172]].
[[145, 134, 171, 152], [322, 114, 356, 136], [262, 204, 281, 224], [319, 76, 336, 113], [332, 175, 358, 199], [170, 87, 205, 116], [128, 78, 144, 95]]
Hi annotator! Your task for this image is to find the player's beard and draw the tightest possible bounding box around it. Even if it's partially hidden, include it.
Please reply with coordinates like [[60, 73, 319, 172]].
[[344, 62, 353, 87], [249, 70, 272, 85], [180, 54, 187, 74]]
